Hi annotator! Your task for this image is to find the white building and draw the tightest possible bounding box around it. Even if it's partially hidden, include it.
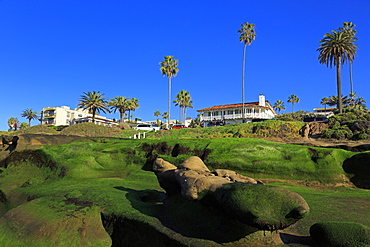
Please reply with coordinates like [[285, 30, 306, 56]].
[[41, 106, 118, 127], [197, 95, 276, 125]]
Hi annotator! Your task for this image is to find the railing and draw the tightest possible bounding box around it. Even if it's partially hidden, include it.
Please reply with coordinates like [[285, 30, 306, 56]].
[[43, 113, 55, 117], [201, 113, 270, 121]]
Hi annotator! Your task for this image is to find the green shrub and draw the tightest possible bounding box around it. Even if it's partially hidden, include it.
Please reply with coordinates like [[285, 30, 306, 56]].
[[310, 221, 370, 247]]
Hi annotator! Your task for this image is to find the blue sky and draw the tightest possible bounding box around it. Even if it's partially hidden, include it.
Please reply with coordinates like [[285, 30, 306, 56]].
[[1, 0, 370, 130]]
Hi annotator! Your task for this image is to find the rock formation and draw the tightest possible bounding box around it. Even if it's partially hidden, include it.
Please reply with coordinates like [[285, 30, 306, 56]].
[[153, 156, 310, 231]]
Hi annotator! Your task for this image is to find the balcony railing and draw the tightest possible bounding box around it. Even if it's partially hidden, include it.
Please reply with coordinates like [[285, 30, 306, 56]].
[[43, 113, 55, 117], [201, 113, 271, 121]]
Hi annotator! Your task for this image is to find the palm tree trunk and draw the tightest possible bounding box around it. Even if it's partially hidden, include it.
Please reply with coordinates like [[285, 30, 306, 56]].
[[168, 77, 171, 128], [336, 58, 342, 114], [241, 43, 247, 123], [120, 109, 124, 123], [349, 61, 353, 94], [92, 108, 96, 123]]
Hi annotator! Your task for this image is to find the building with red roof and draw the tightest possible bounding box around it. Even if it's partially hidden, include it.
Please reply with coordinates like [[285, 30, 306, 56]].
[[197, 95, 276, 126]]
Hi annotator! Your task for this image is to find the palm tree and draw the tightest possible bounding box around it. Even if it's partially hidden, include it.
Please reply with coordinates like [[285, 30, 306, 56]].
[[287, 95, 299, 113], [162, 112, 169, 125], [21, 109, 39, 127], [109, 96, 130, 123], [272, 100, 285, 114], [154, 111, 161, 120], [159, 56, 179, 128], [77, 91, 109, 123], [173, 90, 193, 123], [238, 22, 256, 123], [7, 117, 19, 131], [317, 29, 358, 113], [338, 22, 357, 95], [327, 95, 350, 106], [320, 97, 330, 113], [127, 98, 139, 121]]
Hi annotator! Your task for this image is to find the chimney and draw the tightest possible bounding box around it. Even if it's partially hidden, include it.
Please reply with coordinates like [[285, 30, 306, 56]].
[[259, 94, 266, 107]]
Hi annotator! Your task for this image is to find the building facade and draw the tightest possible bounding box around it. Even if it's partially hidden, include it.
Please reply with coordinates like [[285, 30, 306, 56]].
[[41, 106, 118, 127], [197, 95, 276, 125]]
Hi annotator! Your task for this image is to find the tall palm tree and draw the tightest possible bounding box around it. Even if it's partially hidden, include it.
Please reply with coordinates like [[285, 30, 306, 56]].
[[77, 91, 109, 123], [173, 90, 193, 123], [21, 109, 39, 127], [159, 56, 179, 128], [317, 30, 358, 114], [327, 95, 350, 106], [109, 96, 130, 123], [338, 22, 357, 95], [320, 97, 330, 112], [287, 95, 299, 113], [238, 22, 256, 123], [272, 100, 285, 114]]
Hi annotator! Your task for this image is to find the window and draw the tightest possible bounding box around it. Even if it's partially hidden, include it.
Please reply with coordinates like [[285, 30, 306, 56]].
[[235, 109, 239, 114], [78, 114, 82, 117], [227, 110, 233, 115], [214, 111, 219, 116], [208, 112, 211, 116], [67, 112, 70, 117]]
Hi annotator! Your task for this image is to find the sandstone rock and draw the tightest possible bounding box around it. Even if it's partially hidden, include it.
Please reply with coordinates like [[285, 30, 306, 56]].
[[213, 169, 259, 184], [178, 156, 210, 172], [300, 121, 329, 138], [153, 158, 177, 173]]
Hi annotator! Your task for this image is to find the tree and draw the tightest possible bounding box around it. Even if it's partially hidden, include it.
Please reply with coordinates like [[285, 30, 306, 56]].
[[109, 96, 130, 123], [173, 90, 193, 123], [317, 29, 358, 114], [320, 97, 330, 112], [238, 22, 256, 122], [7, 117, 19, 131], [287, 95, 299, 113], [272, 100, 285, 114], [326, 95, 350, 106], [162, 111, 169, 122], [77, 91, 109, 123], [338, 22, 357, 95], [127, 98, 139, 121], [21, 109, 39, 127], [154, 111, 161, 119], [159, 56, 179, 128]]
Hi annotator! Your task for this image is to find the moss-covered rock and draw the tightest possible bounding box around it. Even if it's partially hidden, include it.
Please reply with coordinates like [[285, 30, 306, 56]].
[[0, 196, 111, 247], [206, 183, 310, 231], [310, 221, 370, 247]]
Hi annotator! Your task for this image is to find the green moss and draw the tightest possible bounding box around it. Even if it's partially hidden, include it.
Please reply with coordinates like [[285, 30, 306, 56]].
[[310, 221, 370, 247]]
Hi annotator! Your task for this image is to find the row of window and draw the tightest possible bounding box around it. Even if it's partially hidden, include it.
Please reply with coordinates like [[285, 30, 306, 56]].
[[207, 109, 262, 116]]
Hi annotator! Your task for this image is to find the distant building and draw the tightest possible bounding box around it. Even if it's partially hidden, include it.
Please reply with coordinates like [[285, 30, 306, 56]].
[[197, 95, 276, 126], [313, 107, 336, 117], [41, 106, 118, 127]]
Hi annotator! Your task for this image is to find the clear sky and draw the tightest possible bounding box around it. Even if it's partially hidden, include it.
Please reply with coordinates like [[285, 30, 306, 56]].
[[1, 0, 370, 130]]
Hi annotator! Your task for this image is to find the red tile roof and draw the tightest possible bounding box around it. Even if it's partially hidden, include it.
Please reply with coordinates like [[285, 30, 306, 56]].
[[197, 102, 273, 112]]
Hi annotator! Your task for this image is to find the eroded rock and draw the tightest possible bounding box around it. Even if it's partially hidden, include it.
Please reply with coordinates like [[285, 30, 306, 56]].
[[153, 156, 310, 231]]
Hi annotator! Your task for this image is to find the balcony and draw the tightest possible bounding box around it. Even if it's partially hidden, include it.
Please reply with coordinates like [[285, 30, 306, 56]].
[[201, 112, 271, 121]]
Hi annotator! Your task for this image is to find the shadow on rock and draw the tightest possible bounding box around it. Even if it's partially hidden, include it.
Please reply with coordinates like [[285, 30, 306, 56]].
[[343, 153, 370, 189], [114, 187, 259, 244]]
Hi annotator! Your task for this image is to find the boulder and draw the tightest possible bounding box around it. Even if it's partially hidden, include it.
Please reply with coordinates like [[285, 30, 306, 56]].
[[152, 156, 310, 231], [153, 158, 177, 173], [300, 121, 329, 138], [177, 156, 210, 172]]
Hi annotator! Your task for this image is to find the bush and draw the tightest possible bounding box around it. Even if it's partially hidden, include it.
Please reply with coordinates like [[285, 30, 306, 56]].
[[310, 221, 370, 247]]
